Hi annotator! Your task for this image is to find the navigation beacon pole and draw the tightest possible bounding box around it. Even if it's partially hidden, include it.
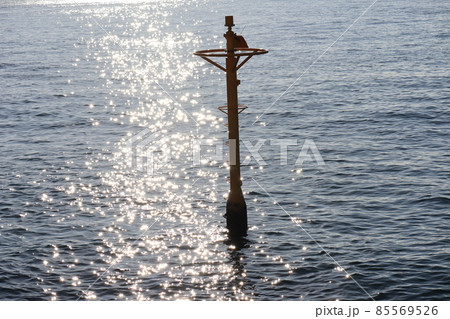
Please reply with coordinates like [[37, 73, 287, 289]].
[[224, 16, 246, 238], [194, 16, 268, 238]]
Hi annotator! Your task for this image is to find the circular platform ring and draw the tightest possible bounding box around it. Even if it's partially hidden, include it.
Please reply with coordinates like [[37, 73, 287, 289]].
[[194, 48, 268, 57]]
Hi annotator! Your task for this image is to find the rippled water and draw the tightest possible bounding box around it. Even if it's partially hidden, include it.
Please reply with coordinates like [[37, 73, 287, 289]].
[[1, 0, 449, 300]]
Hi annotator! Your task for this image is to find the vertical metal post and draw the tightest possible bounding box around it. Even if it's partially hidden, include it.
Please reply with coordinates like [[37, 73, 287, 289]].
[[224, 16, 247, 237], [194, 16, 267, 238]]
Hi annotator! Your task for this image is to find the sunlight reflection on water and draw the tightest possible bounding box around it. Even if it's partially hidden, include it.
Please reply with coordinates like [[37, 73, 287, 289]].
[[4, 0, 448, 301], [66, 2, 246, 300], [30, 1, 355, 301]]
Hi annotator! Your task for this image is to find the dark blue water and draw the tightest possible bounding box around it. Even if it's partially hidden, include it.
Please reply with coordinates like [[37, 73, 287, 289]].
[[1, 0, 449, 300]]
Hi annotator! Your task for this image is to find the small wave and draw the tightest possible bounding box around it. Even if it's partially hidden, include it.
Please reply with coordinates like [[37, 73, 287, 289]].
[[248, 191, 266, 196], [435, 33, 450, 39], [0, 63, 16, 69], [380, 110, 436, 120], [36, 112, 52, 117], [22, 99, 37, 104], [413, 195, 450, 205]]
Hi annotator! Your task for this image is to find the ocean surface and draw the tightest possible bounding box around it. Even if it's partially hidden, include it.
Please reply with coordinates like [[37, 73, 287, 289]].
[[0, 0, 449, 300]]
